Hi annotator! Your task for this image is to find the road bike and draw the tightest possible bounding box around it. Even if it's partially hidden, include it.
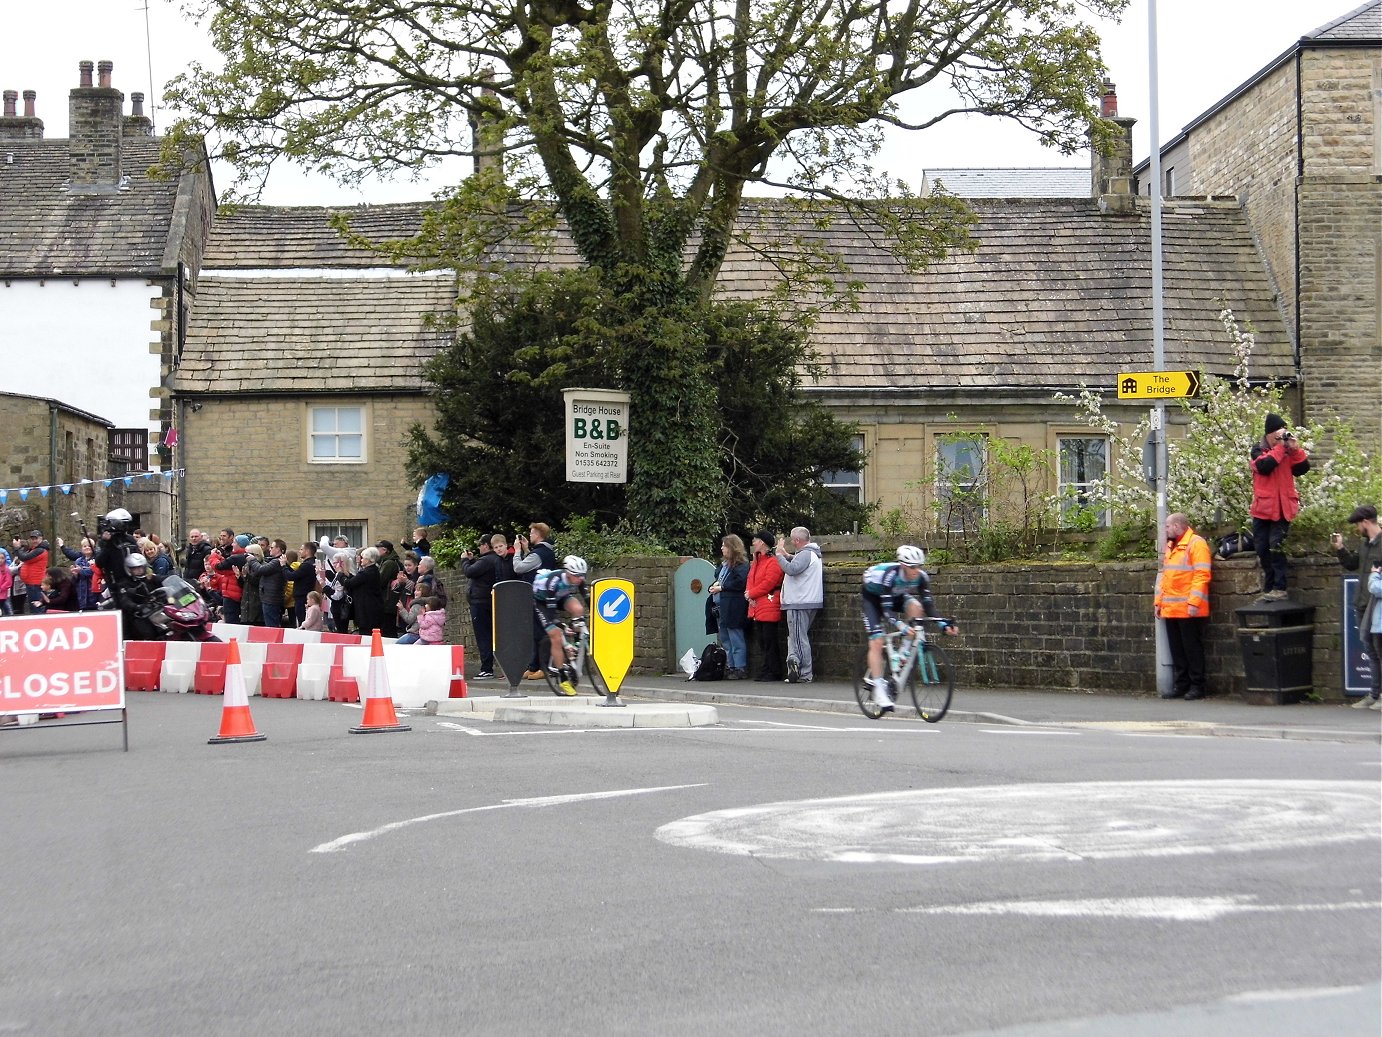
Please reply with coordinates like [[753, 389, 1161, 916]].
[[852, 616, 955, 722], [537, 618, 611, 698]]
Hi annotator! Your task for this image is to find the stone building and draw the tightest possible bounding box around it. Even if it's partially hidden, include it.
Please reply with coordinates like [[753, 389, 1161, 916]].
[[172, 98, 1294, 544], [1135, 1, 1382, 439], [174, 205, 455, 547], [0, 59, 217, 537], [0, 391, 133, 547]]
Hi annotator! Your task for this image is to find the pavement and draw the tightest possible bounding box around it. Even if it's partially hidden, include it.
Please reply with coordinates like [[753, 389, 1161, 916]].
[[446, 672, 1382, 743]]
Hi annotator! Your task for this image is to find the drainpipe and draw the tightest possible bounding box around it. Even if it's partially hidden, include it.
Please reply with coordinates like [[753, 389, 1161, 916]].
[[1293, 49, 1304, 392], [48, 402, 59, 544]]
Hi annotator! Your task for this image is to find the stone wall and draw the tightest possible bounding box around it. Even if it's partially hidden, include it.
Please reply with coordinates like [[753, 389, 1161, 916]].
[[181, 394, 435, 546], [436, 553, 1358, 700]]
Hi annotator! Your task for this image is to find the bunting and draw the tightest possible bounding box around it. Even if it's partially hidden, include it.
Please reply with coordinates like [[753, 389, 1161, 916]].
[[0, 469, 185, 508]]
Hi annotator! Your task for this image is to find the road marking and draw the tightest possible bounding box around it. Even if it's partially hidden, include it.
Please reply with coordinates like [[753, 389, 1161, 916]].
[[656, 780, 1382, 865], [814, 897, 1382, 921], [310, 783, 707, 854], [981, 728, 1082, 736]]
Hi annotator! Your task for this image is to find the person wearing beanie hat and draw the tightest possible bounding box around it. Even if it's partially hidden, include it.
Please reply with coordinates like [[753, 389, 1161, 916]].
[[746, 532, 785, 681], [1331, 505, 1382, 708], [1249, 411, 1311, 601]]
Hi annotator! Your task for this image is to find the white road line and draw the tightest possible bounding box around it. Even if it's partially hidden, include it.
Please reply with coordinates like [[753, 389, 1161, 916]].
[[813, 897, 1382, 921], [981, 728, 1082, 736], [310, 783, 708, 854]]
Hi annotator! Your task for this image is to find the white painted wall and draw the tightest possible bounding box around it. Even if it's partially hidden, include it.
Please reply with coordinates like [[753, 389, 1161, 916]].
[[0, 279, 162, 432]]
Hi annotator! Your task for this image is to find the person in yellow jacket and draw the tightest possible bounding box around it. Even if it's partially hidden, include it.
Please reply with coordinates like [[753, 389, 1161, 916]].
[[1155, 513, 1213, 700]]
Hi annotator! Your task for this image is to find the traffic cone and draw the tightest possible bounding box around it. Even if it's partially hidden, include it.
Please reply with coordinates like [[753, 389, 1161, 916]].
[[208, 639, 267, 744], [349, 630, 411, 734]]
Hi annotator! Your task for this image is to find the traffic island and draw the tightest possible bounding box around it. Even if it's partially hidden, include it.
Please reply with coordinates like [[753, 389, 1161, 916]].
[[425, 695, 717, 728]]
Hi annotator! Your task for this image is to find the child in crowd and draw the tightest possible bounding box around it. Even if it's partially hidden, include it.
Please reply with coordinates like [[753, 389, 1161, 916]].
[[301, 590, 325, 632], [394, 592, 427, 644], [417, 596, 447, 646]]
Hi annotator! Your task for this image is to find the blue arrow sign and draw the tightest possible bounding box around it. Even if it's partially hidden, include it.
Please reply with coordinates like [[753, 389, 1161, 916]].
[[597, 587, 631, 624]]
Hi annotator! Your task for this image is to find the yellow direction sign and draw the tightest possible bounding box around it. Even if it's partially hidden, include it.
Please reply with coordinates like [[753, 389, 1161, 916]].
[[589, 578, 635, 694], [1116, 370, 1201, 400]]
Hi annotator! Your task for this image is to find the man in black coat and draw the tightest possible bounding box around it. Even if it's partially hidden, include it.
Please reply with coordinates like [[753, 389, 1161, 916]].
[[462, 536, 510, 678], [181, 529, 212, 584], [288, 541, 321, 627]]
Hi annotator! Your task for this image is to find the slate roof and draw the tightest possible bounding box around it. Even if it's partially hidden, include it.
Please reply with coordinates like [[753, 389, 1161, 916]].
[[201, 203, 435, 268], [716, 198, 1294, 391], [1306, 1, 1381, 41], [179, 195, 1293, 395], [176, 275, 457, 393], [0, 138, 183, 276], [921, 168, 1089, 198]]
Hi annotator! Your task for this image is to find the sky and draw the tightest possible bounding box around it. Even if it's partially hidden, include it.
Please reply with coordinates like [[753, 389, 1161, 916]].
[[0, 0, 1343, 204]]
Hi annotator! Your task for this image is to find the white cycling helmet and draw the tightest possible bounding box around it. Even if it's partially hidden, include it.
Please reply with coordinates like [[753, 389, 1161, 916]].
[[896, 545, 926, 567], [563, 555, 588, 575]]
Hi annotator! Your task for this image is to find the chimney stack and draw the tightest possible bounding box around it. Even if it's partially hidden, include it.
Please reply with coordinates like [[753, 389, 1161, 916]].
[[123, 91, 153, 138], [469, 69, 505, 181], [1091, 80, 1136, 216], [0, 88, 45, 140], [69, 59, 125, 191]]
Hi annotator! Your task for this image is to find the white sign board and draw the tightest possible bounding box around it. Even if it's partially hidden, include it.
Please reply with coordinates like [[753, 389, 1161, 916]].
[[563, 388, 631, 484]]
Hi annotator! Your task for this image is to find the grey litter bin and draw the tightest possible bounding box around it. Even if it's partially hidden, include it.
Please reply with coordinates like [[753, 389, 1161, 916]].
[[1234, 601, 1316, 705]]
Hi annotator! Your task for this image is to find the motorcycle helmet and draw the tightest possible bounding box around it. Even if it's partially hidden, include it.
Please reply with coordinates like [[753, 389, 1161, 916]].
[[124, 553, 149, 575], [896, 545, 926, 567], [563, 555, 588, 576], [103, 508, 134, 534]]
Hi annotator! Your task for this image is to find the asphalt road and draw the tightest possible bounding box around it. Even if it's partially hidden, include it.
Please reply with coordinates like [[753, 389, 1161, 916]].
[[2, 694, 1379, 1036]]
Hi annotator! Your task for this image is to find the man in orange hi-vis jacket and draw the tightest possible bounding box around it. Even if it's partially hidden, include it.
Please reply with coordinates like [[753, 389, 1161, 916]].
[[1155, 513, 1213, 701]]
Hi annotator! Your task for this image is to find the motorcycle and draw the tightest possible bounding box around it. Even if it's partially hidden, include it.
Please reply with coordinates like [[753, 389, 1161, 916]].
[[100, 574, 220, 642]]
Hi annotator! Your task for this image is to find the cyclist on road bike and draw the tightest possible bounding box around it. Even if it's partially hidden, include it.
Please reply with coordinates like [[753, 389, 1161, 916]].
[[535, 555, 589, 693], [862, 546, 958, 712]]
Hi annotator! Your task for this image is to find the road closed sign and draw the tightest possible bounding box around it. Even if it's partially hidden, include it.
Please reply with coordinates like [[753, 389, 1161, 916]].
[[0, 612, 125, 715], [590, 578, 635, 694], [563, 387, 631, 483]]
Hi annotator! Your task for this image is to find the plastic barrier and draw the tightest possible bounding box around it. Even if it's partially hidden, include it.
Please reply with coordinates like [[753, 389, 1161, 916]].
[[283, 629, 323, 645], [124, 641, 166, 692], [247, 627, 285, 644], [383, 644, 454, 708], [235, 641, 268, 697], [211, 622, 252, 644], [449, 645, 468, 698], [192, 641, 231, 695], [160, 642, 200, 693], [261, 642, 305, 698], [296, 643, 339, 701]]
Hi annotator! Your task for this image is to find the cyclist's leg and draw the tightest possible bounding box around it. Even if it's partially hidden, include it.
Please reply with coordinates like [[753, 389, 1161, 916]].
[[861, 593, 891, 709]]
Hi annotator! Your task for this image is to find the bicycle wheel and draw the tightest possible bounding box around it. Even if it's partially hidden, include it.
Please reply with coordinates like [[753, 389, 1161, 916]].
[[852, 647, 887, 720], [537, 636, 571, 696], [908, 637, 954, 723], [582, 641, 613, 699]]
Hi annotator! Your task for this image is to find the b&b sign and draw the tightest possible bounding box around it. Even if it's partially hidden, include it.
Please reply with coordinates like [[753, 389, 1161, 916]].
[[563, 387, 631, 484], [0, 612, 125, 715]]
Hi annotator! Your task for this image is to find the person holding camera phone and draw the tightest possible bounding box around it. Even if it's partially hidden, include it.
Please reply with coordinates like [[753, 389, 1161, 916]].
[[1249, 412, 1311, 601], [1332, 504, 1382, 708]]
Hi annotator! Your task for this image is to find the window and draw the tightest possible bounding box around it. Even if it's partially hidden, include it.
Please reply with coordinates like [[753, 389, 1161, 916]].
[[310, 406, 365, 463], [1058, 437, 1110, 528], [936, 433, 987, 532], [1163, 166, 1176, 197], [310, 521, 366, 550], [820, 436, 865, 506]]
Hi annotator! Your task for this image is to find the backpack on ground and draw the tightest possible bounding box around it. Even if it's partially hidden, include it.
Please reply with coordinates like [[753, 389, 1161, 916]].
[[692, 642, 727, 682]]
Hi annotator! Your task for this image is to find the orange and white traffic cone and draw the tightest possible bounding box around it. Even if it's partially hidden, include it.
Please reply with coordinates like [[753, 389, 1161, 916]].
[[349, 630, 411, 734], [208, 639, 267, 745]]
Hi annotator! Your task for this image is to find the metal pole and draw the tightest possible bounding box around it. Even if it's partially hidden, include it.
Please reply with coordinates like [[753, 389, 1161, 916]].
[[1148, 0, 1171, 697]]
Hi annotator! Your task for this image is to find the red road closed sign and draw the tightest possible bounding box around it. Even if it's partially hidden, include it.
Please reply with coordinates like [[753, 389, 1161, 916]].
[[0, 612, 125, 715]]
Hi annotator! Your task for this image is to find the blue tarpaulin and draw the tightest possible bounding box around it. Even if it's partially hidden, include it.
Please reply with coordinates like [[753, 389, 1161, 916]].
[[416, 473, 450, 525]]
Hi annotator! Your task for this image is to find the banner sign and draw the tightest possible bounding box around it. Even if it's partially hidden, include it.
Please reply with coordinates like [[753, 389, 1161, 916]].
[[563, 388, 631, 484], [0, 612, 125, 715], [1342, 576, 1375, 695]]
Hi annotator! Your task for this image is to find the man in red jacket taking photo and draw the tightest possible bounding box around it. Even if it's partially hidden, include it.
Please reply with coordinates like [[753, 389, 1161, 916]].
[[1250, 412, 1311, 602]]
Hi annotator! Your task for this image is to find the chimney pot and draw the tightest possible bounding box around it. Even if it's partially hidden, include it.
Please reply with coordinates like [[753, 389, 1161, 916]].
[[79, 61, 94, 89], [131, 92, 145, 117], [1100, 80, 1118, 119], [98, 61, 114, 90], [22, 90, 36, 118], [2, 91, 15, 119]]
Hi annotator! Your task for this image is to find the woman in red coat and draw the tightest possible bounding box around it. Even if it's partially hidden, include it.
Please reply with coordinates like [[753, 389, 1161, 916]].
[[746, 531, 785, 682], [1250, 412, 1311, 600]]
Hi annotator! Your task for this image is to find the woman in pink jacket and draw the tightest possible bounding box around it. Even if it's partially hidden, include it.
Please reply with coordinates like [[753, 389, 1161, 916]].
[[746, 531, 784, 682]]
